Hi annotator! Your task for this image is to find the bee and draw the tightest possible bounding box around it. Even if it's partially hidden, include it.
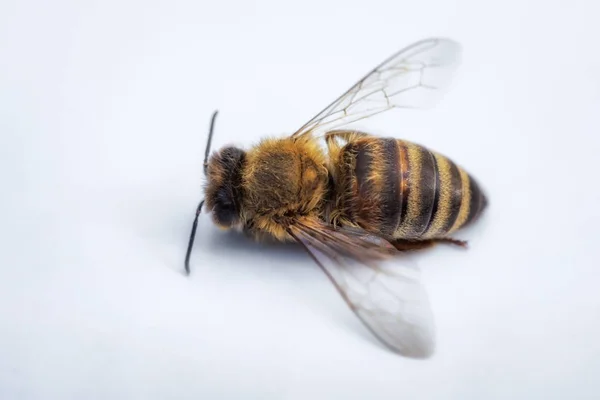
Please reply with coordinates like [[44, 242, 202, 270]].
[[184, 37, 487, 358]]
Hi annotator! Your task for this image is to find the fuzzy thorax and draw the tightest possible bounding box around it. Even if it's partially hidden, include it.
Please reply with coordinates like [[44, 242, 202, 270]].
[[241, 135, 329, 241]]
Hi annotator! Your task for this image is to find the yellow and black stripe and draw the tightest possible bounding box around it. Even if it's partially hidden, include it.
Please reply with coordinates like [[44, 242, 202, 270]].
[[340, 138, 486, 239]]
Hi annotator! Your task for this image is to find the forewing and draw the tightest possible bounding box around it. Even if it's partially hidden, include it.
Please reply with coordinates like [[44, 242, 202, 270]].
[[291, 37, 461, 138], [289, 223, 436, 358]]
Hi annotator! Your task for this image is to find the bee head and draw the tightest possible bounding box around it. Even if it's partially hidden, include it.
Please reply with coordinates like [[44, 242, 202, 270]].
[[204, 146, 246, 228]]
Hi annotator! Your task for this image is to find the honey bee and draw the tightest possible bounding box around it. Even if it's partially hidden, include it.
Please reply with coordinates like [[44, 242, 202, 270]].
[[184, 37, 487, 358]]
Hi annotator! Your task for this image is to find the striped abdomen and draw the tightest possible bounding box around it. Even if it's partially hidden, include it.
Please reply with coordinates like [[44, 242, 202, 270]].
[[338, 137, 487, 240]]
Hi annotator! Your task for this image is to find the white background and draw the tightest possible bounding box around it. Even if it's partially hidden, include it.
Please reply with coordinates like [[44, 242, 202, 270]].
[[1, 0, 599, 398]]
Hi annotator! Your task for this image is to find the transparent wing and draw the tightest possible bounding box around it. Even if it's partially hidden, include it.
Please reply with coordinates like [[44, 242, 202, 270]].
[[291, 37, 461, 138], [288, 222, 436, 358]]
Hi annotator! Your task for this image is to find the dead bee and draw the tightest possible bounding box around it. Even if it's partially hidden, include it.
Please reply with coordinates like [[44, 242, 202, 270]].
[[184, 37, 487, 358]]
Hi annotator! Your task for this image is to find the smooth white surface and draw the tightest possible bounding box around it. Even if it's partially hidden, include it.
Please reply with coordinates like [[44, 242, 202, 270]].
[[1, 0, 599, 398]]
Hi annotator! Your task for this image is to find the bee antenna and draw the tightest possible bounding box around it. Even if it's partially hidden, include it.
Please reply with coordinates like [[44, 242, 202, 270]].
[[185, 110, 218, 275], [184, 199, 205, 275], [203, 110, 219, 175]]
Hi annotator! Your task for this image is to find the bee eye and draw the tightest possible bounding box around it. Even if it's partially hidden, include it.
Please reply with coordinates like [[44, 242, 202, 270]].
[[213, 187, 239, 227], [205, 147, 246, 228]]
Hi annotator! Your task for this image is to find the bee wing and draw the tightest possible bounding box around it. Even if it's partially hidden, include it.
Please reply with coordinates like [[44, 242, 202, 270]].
[[288, 222, 436, 358], [291, 37, 461, 139]]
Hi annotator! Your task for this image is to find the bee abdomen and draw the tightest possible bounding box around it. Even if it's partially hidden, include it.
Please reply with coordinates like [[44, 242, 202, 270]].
[[340, 138, 486, 239], [406, 143, 487, 239], [342, 138, 401, 236]]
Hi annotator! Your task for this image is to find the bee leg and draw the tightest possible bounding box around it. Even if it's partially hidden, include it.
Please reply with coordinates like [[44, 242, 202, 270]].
[[390, 240, 437, 251], [391, 238, 468, 251], [437, 238, 468, 248]]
